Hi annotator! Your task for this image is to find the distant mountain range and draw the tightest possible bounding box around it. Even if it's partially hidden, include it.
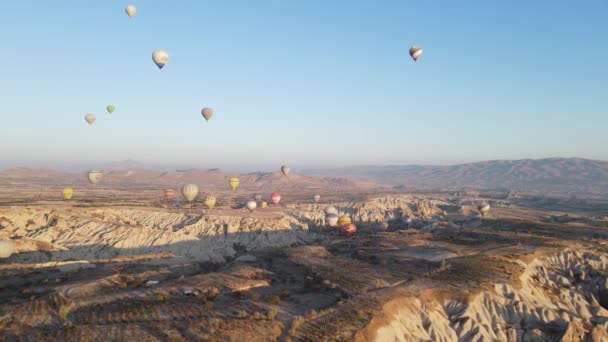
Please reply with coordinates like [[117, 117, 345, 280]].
[[303, 158, 608, 194]]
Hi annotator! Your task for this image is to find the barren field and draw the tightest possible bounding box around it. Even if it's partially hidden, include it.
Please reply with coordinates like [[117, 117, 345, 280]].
[[1, 185, 608, 341]]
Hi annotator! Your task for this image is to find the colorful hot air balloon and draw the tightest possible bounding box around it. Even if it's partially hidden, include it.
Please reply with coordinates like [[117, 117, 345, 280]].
[[62, 187, 73, 200], [270, 192, 281, 205], [201, 107, 213, 122], [325, 206, 338, 215], [87, 170, 103, 185], [125, 4, 136, 17], [341, 223, 357, 238], [409, 45, 423, 62], [204, 194, 217, 209], [325, 213, 339, 227], [164, 189, 175, 201], [0, 240, 14, 258], [182, 184, 199, 202], [253, 194, 263, 202], [85, 114, 96, 125], [106, 105, 115, 114], [246, 200, 257, 212], [313, 194, 321, 203], [260, 201, 268, 208], [281, 165, 290, 176], [152, 50, 169, 69], [338, 215, 352, 227], [228, 177, 239, 191]]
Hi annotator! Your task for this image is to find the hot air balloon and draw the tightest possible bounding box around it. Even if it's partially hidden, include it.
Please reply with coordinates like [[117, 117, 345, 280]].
[[270, 192, 281, 205], [313, 194, 321, 203], [106, 105, 115, 114], [228, 177, 239, 191], [325, 206, 338, 215], [338, 215, 351, 227], [260, 201, 268, 208], [87, 170, 103, 185], [0, 240, 14, 258], [201, 107, 213, 122], [281, 165, 290, 176], [253, 194, 263, 202], [62, 187, 73, 200], [341, 223, 357, 238], [204, 194, 217, 209], [325, 213, 339, 227], [246, 200, 257, 212], [152, 50, 169, 69], [182, 184, 199, 202], [85, 114, 96, 125], [378, 221, 389, 231], [125, 4, 136, 17], [478, 203, 490, 216], [164, 189, 175, 201], [409, 45, 423, 62]]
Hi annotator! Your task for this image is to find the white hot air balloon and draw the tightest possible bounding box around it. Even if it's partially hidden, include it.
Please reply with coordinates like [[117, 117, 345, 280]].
[[478, 203, 491, 216], [0, 240, 14, 258], [125, 4, 137, 18], [182, 184, 199, 202], [313, 194, 321, 203], [409, 45, 423, 62], [246, 200, 257, 212], [85, 114, 96, 125], [325, 206, 338, 215], [87, 170, 103, 185], [152, 50, 169, 69]]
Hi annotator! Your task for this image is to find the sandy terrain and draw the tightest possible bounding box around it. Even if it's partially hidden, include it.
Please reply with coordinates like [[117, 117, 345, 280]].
[[1, 181, 608, 341]]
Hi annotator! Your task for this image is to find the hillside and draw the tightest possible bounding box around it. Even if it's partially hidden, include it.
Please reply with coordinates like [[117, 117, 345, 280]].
[[303, 158, 608, 194]]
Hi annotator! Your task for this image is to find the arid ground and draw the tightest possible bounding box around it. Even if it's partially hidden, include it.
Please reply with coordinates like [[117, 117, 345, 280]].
[[1, 169, 608, 341]]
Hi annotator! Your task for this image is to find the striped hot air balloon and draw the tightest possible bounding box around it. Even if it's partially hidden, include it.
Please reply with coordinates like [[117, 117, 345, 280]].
[[182, 184, 199, 202], [409, 45, 423, 61], [341, 223, 357, 238], [204, 195, 217, 209]]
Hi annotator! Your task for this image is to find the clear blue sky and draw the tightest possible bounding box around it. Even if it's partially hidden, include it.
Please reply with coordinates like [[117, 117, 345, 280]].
[[1, 0, 606, 170]]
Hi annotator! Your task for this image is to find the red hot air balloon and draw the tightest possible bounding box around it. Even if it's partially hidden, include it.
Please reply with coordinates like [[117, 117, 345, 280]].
[[270, 192, 281, 205], [341, 223, 357, 238]]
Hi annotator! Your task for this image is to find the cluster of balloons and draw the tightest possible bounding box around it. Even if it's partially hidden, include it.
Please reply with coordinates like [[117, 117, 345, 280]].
[[84, 105, 116, 125], [324, 206, 357, 238]]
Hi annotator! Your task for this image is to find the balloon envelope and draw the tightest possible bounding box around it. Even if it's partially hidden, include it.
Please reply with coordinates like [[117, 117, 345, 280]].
[[341, 223, 357, 238], [85, 114, 96, 125], [87, 170, 103, 185], [409, 45, 423, 61], [152, 50, 169, 69], [325, 213, 339, 227], [313, 194, 321, 203], [260, 201, 268, 208], [0, 240, 14, 258], [182, 184, 199, 202], [62, 187, 73, 200], [338, 215, 352, 227], [204, 195, 217, 209], [270, 192, 281, 205], [125, 5, 136, 17], [106, 105, 115, 114], [478, 203, 490, 215], [325, 206, 338, 215], [253, 194, 263, 202], [201, 107, 213, 122], [164, 189, 175, 201], [281, 165, 290, 176], [246, 200, 257, 212], [228, 177, 239, 190]]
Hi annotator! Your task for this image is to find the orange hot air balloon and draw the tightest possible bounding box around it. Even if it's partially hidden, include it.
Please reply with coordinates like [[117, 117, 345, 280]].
[[270, 192, 281, 205], [164, 189, 175, 201], [341, 223, 357, 238], [337, 215, 351, 227]]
